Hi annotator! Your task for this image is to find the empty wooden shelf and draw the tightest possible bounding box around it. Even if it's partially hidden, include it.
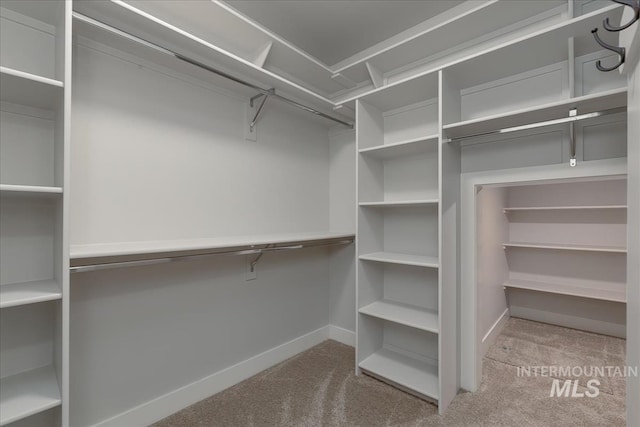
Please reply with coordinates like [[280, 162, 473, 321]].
[[358, 135, 439, 160], [359, 252, 439, 268], [0, 67, 63, 110], [0, 280, 62, 308], [504, 205, 627, 212], [359, 300, 439, 333], [0, 365, 62, 426], [503, 242, 627, 253], [0, 185, 63, 197], [504, 278, 625, 303], [359, 347, 439, 401], [359, 200, 439, 207]]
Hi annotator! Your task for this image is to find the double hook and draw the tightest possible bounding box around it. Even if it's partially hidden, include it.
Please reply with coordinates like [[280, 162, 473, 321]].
[[591, 0, 638, 72]]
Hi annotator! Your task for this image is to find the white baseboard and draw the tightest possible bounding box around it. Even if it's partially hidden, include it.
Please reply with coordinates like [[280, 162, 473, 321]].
[[481, 308, 510, 357], [93, 326, 331, 427], [328, 325, 355, 347]]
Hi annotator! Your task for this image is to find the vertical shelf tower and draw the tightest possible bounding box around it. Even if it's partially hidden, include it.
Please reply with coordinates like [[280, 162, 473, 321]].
[[0, 1, 70, 425], [355, 71, 458, 413]]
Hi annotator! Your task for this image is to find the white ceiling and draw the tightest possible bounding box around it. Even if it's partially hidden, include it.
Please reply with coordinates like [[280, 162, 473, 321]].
[[225, 0, 465, 66]]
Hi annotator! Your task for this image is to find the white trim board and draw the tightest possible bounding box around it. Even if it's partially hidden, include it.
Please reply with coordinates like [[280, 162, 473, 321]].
[[460, 158, 627, 392], [480, 308, 509, 358], [91, 325, 353, 426]]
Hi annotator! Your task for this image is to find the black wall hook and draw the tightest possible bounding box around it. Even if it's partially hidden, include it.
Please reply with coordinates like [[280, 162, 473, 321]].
[[603, 0, 639, 31], [591, 28, 626, 71]]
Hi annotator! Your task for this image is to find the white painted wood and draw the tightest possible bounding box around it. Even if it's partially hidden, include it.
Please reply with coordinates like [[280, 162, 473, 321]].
[[89, 326, 330, 427], [0, 365, 61, 426], [503, 242, 626, 253], [328, 325, 355, 347], [504, 205, 627, 211], [443, 87, 627, 138], [0, 67, 63, 110], [365, 62, 384, 89], [359, 300, 438, 334], [480, 308, 509, 358], [359, 347, 439, 401], [0, 185, 62, 196], [621, 16, 640, 426], [575, 50, 627, 96], [359, 200, 439, 207], [354, 72, 438, 113], [504, 278, 625, 303], [359, 252, 438, 268], [358, 135, 438, 159], [251, 41, 272, 68], [0, 280, 61, 308], [70, 232, 352, 261], [438, 69, 459, 414]]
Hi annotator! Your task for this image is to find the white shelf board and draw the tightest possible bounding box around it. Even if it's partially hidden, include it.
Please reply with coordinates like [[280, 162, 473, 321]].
[[359, 252, 439, 268], [0, 0, 62, 27], [0, 185, 63, 198], [359, 300, 439, 333], [359, 200, 439, 207], [359, 347, 439, 401], [0, 67, 63, 110], [0, 280, 61, 308], [70, 232, 354, 261], [71, 2, 353, 123], [333, 0, 565, 83], [504, 205, 627, 212], [503, 242, 627, 253], [0, 365, 62, 426], [359, 135, 439, 160], [443, 88, 627, 139], [356, 72, 438, 112], [504, 278, 625, 303]]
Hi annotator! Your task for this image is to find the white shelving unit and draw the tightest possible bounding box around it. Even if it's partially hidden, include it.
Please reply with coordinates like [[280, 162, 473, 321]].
[[355, 67, 457, 413], [0, 1, 70, 425]]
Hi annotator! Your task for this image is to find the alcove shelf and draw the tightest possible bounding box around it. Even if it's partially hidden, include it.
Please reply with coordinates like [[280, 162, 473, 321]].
[[359, 252, 439, 268], [503, 205, 627, 212], [358, 135, 439, 159], [0, 67, 63, 109], [359, 300, 439, 333], [503, 278, 626, 304], [503, 242, 627, 253], [359, 200, 439, 207], [0, 365, 62, 426], [0, 280, 62, 309], [359, 348, 440, 401]]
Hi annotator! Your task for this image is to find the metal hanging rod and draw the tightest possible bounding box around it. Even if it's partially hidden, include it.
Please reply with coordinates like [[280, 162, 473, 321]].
[[445, 106, 626, 143], [70, 238, 353, 273], [73, 12, 353, 129]]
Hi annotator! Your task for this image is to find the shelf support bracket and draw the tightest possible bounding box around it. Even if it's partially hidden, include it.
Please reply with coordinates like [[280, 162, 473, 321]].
[[250, 88, 274, 131]]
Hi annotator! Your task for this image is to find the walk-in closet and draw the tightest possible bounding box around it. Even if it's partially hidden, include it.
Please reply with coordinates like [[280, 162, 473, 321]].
[[0, 0, 638, 426]]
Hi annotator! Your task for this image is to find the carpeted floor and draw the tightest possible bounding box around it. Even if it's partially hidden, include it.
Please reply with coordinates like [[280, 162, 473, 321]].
[[153, 318, 626, 426]]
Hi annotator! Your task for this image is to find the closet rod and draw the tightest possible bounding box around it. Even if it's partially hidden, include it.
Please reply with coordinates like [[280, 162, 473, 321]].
[[69, 238, 354, 273], [445, 106, 626, 143], [73, 12, 353, 129]]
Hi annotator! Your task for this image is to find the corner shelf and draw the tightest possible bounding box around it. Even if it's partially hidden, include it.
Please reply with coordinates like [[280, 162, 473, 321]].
[[503, 242, 627, 253], [504, 278, 626, 303], [359, 199, 439, 207], [0, 365, 62, 426], [0, 67, 63, 110], [0, 185, 63, 198], [0, 280, 62, 309], [504, 205, 627, 212], [359, 300, 439, 333], [358, 135, 439, 159], [359, 347, 439, 401], [359, 252, 439, 268]]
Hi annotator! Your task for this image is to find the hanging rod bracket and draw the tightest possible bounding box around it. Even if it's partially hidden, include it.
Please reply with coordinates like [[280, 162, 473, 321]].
[[569, 109, 577, 167], [250, 88, 274, 107], [250, 89, 274, 131]]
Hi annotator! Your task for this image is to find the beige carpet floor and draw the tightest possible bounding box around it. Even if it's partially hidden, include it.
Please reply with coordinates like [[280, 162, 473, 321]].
[[153, 318, 626, 426]]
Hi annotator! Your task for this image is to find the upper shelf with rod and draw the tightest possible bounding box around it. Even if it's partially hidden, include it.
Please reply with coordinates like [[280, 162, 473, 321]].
[[72, 1, 353, 127]]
